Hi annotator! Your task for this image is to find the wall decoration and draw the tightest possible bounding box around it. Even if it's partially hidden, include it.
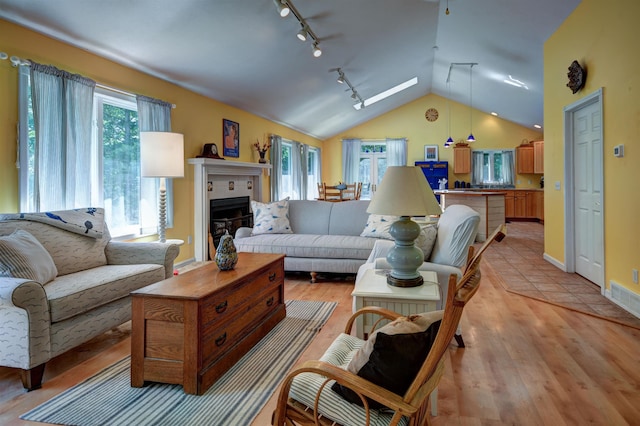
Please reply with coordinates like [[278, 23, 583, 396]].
[[566, 60, 586, 94], [424, 145, 439, 161], [247, 180, 253, 190], [228, 181, 235, 191], [207, 181, 213, 192], [223, 119, 240, 157]]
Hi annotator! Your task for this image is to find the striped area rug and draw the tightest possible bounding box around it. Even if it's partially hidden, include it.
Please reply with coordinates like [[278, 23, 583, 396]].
[[21, 300, 336, 426]]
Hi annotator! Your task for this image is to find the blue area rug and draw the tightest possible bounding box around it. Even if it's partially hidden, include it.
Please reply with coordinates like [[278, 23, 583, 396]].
[[21, 300, 336, 426]]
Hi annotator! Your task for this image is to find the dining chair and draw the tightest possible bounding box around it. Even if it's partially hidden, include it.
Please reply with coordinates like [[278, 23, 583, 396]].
[[317, 182, 325, 200], [323, 183, 342, 202], [341, 183, 357, 200], [272, 253, 484, 426]]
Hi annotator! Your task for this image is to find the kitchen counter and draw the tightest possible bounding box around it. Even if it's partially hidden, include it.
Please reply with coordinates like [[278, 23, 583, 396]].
[[435, 190, 505, 242]]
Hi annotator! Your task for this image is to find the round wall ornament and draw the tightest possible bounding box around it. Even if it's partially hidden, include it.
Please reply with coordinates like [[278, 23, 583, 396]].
[[425, 108, 439, 122], [566, 60, 586, 94]]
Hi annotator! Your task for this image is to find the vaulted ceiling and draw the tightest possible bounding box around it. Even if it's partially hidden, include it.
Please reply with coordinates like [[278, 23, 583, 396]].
[[0, 0, 581, 140]]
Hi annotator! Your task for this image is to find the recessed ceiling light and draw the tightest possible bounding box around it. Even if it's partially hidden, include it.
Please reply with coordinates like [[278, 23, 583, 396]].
[[491, 112, 498, 116], [353, 77, 418, 110], [534, 124, 542, 129]]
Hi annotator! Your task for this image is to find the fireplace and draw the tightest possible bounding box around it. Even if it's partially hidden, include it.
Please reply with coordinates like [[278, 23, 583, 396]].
[[210, 196, 253, 248]]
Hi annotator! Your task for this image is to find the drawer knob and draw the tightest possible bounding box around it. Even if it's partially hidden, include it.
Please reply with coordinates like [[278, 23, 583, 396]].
[[215, 300, 228, 314], [268, 272, 277, 282], [266, 296, 275, 307], [215, 332, 227, 347]]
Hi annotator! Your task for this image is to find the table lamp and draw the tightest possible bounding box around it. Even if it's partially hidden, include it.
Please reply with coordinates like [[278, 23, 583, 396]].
[[367, 166, 442, 287], [140, 131, 185, 243]]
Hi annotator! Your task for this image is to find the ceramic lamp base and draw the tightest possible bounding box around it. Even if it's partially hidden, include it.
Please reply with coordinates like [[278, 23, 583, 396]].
[[387, 274, 424, 287], [386, 216, 425, 288]]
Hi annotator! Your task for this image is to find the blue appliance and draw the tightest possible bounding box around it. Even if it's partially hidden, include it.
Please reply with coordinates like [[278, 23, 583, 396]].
[[415, 161, 448, 202]]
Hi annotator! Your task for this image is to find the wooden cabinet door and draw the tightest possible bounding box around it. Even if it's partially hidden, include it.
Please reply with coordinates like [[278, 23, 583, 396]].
[[536, 191, 544, 221], [533, 141, 544, 174], [516, 145, 534, 174], [525, 191, 537, 218], [504, 191, 515, 218], [453, 146, 471, 174], [514, 192, 527, 217]]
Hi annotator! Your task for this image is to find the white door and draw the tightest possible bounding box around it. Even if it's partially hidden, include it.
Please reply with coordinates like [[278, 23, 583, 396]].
[[359, 149, 387, 200], [572, 100, 604, 287]]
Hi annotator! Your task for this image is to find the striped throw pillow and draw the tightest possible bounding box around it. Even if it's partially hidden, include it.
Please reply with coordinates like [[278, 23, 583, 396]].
[[0, 229, 58, 284]]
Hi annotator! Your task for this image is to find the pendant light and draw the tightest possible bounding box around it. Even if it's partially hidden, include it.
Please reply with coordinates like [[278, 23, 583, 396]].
[[466, 64, 476, 143], [444, 79, 453, 148]]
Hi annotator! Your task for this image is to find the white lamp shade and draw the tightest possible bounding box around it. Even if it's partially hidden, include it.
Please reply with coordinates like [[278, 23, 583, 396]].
[[140, 132, 185, 178], [367, 166, 442, 216]]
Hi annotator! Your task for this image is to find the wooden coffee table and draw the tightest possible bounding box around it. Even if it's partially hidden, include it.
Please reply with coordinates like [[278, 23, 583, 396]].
[[130, 252, 285, 395]]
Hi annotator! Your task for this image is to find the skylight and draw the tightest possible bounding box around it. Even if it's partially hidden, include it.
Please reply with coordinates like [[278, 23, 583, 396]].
[[353, 77, 418, 110], [503, 75, 528, 90]]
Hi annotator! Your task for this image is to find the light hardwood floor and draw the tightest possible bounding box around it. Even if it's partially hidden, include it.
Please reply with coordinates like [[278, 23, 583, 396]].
[[2, 241, 640, 424]]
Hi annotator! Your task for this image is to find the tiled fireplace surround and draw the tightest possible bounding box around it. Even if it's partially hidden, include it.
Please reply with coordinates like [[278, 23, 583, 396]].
[[188, 158, 271, 261]]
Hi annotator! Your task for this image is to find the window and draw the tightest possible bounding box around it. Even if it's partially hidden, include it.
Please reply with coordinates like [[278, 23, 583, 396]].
[[359, 144, 387, 199], [19, 71, 160, 238], [471, 149, 515, 186], [276, 140, 320, 200]]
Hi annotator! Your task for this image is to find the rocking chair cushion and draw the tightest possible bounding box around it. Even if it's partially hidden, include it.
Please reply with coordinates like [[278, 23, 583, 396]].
[[332, 311, 443, 407]]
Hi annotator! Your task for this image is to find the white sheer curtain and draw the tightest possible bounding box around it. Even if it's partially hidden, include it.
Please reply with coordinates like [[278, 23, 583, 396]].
[[136, 95, 174, 229], [472, 150, 484, 185], [28, 62, 96, 211], [501, 150, 515, 185], [270, 135, 283, 201], [342, 138, 361, 184], [386, 138, 407, 166]]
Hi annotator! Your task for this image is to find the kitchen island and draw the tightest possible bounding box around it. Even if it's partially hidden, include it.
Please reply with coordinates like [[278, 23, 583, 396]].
[[436, 190, 506, 242]]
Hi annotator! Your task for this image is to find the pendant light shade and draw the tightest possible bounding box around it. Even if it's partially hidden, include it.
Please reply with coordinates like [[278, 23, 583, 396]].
[[467, 64, 476, 142]]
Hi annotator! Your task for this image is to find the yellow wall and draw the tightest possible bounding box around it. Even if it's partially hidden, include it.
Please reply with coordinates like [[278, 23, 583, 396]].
[[323, 93, 542, 186], [0, 19, 321, 263], [544, 0, 640, 292]]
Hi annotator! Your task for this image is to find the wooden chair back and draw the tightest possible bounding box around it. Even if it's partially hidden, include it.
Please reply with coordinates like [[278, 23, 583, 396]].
[[464, 223, 507, 275], [272, 253, 484, 426], [341, 183, 357, 200], [355, 182, 362, 200], [323, 183, 342, 202], [317, 182, 325, 200]]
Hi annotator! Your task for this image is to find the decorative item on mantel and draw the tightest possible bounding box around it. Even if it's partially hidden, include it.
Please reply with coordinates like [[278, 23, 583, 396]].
[[214, 230, 238, 270], [253, 139, 271, 163]]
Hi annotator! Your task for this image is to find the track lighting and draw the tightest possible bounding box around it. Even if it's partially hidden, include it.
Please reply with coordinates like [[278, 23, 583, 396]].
[[273, 0, 290, 17], [0, 52, 8, 60], [331, 67, 364, 107], [312, 43, 322, 58], [276, 0, 323, 58]]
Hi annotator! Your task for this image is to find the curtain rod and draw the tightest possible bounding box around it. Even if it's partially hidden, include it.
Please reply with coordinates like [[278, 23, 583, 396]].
[[342, 138, 408, 143], [96, 83, 176, 109]]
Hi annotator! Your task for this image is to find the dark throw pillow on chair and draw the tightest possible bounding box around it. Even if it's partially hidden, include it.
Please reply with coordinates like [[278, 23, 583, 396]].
[[331, 311, 442, 408]]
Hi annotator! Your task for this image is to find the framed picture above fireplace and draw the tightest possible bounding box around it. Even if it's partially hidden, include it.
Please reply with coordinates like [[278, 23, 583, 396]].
[[223, 119, 239, 157]]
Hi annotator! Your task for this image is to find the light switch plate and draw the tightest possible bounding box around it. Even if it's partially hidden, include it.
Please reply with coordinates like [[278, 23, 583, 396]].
[[614, 144, 624, 157], [555, 181, 561, 190]]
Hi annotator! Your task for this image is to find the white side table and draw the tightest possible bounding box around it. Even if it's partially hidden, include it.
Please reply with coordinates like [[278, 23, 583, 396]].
[[352, 269, 440, 339]]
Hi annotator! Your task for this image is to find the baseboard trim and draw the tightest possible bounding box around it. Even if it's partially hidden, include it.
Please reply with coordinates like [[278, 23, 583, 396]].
[[175, 257, 197, 269], [543, 253, 566, 272]]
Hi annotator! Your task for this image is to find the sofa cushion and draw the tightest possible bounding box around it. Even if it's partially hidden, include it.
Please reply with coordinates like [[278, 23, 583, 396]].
[[429, 204, 480, 268], [235, 233, 376, 260], [250, 198, 293, 235], [288, 200, 333, 234], [0, 220, 109, 276], [0, 230, 58, 284], [328, 200, 371, 236], [45, 264, 165, 322], [361, 215, 438, 260], [332, 311, 443, 407]]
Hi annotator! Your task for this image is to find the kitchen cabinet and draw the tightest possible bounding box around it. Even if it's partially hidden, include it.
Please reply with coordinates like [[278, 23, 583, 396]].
[[533, 140, 544, 174], [495, 189, 543, 221], [504, 191, 515, 218], [453, 145, 471, 174], [516, 144, 534, 174]]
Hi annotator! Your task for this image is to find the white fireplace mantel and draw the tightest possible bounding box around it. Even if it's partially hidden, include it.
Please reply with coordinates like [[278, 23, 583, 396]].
[[188, 158, 272, 261]]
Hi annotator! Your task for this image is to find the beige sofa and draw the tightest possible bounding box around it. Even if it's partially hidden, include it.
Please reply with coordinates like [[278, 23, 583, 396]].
[[0, 208, 179, 390]]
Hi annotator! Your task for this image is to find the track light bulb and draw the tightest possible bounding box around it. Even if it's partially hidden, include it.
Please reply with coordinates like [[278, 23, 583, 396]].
[[296, 27, 308, 41], [274, 0, 290, 17], [312, 43, 322, 58], [337, 75, 345, 84], [351, 92, 357, 100]]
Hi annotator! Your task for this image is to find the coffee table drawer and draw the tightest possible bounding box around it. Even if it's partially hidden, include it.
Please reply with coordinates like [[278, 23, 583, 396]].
[[201, 286, 282, 367], [201, 264, 282, 326]]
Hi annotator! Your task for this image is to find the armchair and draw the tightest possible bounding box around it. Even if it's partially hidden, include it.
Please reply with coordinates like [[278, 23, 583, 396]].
[[272, 250, 483, 426]]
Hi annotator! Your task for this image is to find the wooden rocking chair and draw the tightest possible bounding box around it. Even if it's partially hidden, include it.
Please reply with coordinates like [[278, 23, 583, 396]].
[[272, 251, 484, 426]]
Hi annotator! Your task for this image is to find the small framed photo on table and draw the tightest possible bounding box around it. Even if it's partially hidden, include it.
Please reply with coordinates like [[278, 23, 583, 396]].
[[424, 145, 439, 161], [223, 119, 240, 157]]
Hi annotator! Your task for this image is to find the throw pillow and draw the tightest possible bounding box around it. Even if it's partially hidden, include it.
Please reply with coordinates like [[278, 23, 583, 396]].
[[0, 229, 58, 284], [361, 214, 438, 260], [331, 311, 443, 407], [250, 198, 293, 235]]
